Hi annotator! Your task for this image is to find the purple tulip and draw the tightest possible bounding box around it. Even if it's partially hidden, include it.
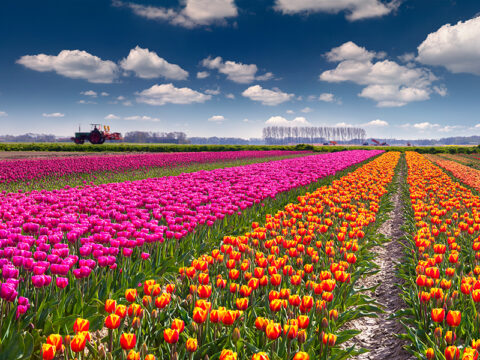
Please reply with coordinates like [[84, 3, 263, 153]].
[[55, 277, 69, 289]]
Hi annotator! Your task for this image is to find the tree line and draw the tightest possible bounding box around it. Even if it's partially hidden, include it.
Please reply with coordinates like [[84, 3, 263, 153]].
[[262, 126, 367, 145]]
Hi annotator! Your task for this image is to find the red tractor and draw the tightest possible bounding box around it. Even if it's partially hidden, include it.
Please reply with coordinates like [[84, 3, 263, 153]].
[[371, 139, 388, 146], [71, 124, 122, 145]]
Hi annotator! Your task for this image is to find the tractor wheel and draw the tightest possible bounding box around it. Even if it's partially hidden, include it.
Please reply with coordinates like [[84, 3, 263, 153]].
[[89, 131, 102, 144], [74, 138, 84, 145], [98, 136, 105, 144]]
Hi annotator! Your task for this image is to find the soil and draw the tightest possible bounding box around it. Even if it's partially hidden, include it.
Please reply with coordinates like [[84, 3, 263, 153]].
[[347, 163, 413, 360]]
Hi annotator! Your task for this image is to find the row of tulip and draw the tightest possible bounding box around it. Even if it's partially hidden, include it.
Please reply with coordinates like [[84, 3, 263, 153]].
[[0, 150, 382, 356], [0, 150, 310, 184], [401, 152, 480, 359], [425, 154, 480, 191], [39, 151, 400, 360]]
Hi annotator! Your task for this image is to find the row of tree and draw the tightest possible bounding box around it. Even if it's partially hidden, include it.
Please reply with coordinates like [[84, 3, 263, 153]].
[[262, 126, 367, 145], [123, 131, 189, 144]]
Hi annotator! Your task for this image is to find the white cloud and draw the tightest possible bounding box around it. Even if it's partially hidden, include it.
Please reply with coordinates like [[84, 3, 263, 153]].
[[266, 116, 310, 126], [433, 85, 448, 97], [413, 122, 440, 130], [438, 125, 462, 132], [417, 16, 480, 75], [398, 52, 415, 62], [17, 50, 118, 83], [77, 100, 97, 104], [319, 93, 335, 102], [205, 88, 220, 95], [335, 122, 353, 127], [286, 109, 295, 114], [243, 118, 249, 122], [226, 93, 235, 99], [208, 115, 225, 122], [122, 100, 133, 106], [136, 83, 212, 106], [104, 114, 120, 120], [320, 41, 440, 107], [197, 71, 210, 79], [242, 85, 294, 106], [120, 46, 188, 80], [81, 90, 97, 97], [364, 119, 388, 126], [274, 0, 399, 21], [113, 0, 237, 28], [101, 92, 109, 96], [0, 111, 7, 117], [301, 107, 313, 113], [42, 112, 65, 118], [117, 96, 126, 101], [475, 124, 480, 129], [202, 56, 273, 83], [124, 115, 161, 122]]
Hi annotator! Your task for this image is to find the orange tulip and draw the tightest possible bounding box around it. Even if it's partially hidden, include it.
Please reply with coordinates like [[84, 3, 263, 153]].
[[125, 288, 137, 302], [71, 333, 87, 353], [445, 346, 460, 360], [73, 318, 89, 333], [265, 322, 282, 340], [42, 344, 56, 360], [105, 299, 116, 313], [297, 315, 309, 329], [115, 304, 127, 318], [46, 334, 62, 351], [193, 307, 207, 324], [446, 311, 461, 327], [236, 297, 248, 310], [293, 352, 310, 360], [431, 308, 445, 323], [127, 350, 140, 360], [219, 349, 237, 360], [426, 348, 435, 360], [197, 285, 212, 298], [252, 352, 270, 360], [322, 333, 337, 346], [171, 318, 185, 333], [164, 328, 179, 344], [186, 338, 198, 352], [120, 333, 136, 350], [145, 355, 155, 360], [105, 314, 121, 329]]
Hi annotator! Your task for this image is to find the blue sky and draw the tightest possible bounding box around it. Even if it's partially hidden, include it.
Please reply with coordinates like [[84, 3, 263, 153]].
[[1, 0, 480, 139]]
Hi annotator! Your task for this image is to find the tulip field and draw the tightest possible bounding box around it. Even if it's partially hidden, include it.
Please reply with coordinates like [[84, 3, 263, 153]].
[[4, 149, 480, 360]]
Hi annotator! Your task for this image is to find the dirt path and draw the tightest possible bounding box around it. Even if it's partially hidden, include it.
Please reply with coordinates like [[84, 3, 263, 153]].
[[348, 161, 412, 360]]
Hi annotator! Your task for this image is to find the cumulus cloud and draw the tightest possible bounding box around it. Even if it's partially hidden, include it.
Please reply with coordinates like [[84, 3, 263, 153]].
[[320, 41, 440, 107], [0, 111, 7, 117], [124, 115, 160, 122], [226, 93, 235, 99], [417, 16, 480, 75], [318, 93, 336, 102], [81, 90, 98, 97], [205, 88, 220, 95], [17, 50, 118, 83], [208, 115, 225, 122], [286, 110, 295, 114], [412, 122, 440, 130], [266, 116, 310, 126], [364, 119, 388, 126], [136, 83, 212, 106], [113, 0, 237, 28], [197, 71, 210, 79], [335, 122, 353, 127], [301, 107, 313, 113], [274, 0, 399, 21], [242, 85, 294, 106], [120, 46, 188, 80], [77, 100, 97, 104], [104, 114, 120, 120], [202, 56, 273, 83], [438, 125, 463, 132], [42, 112, 65, 118]]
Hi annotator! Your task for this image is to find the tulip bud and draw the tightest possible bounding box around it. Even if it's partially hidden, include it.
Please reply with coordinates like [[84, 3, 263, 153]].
[[141, 343, 148, 355], [132, 317, 141, 329], [186, 294, 193, 304], [426, 348, 435, 360], [321, 317, 329, 328], [204, 356, 209, 360], [329, 309, 339, 321], [172, 352, 178, 360], [445, 331, 456, 345], [232, 328, 241, 344], [151, 310, 158, 320], [434, 327, 442, 338], [298, 330, 306, 344], [107, 354, 113, 360], [64, 335, 71, 347]]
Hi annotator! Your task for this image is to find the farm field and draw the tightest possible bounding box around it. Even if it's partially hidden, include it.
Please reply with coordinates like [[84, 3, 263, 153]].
[[3, 148, 480, 360]]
